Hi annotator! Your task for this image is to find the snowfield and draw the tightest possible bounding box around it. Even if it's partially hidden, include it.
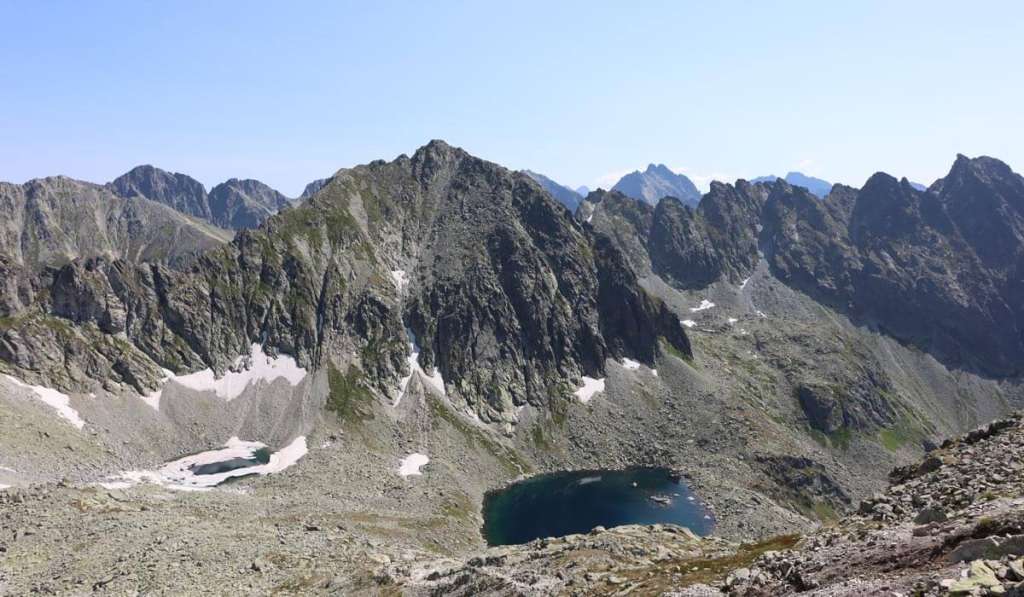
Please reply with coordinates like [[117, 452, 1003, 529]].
[[2, 374, 85, 429], [391, 269, 409, 291], [574, 376, 606, 403], [399, 453, 430, 477], [395, 328, 446, 406], [681, 319, 697, 328], [690, 299, 715, 312], [141, 345, 307, 410], [99, 436, 308, 491]]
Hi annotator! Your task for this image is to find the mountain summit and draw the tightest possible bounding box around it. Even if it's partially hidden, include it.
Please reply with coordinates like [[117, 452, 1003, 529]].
[[612, 163, 701, 207]]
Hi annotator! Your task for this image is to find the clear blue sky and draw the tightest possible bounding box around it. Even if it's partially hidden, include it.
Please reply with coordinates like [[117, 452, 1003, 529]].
[[2, 1, 1022, 195]]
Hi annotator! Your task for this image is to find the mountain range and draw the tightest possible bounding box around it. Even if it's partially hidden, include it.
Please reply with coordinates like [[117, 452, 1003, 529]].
[[109, 165, 297, 229], [1, 141, 1023, 594]]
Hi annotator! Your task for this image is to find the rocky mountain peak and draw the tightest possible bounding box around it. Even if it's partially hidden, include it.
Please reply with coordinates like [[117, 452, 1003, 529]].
[[207, 178, 291, 229], [109, 164, 211, 220], [612, 163, 701, 208]]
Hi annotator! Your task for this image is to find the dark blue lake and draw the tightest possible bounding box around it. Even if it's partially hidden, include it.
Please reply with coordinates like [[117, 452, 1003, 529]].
[[482, 467, 714, 546]]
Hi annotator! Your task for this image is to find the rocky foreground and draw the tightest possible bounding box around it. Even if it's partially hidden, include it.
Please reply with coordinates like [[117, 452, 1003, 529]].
[[391, 413, 1024, 596]]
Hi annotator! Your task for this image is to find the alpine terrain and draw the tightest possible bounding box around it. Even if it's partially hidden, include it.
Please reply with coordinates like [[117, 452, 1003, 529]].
[[1, 141, 1023, 596]]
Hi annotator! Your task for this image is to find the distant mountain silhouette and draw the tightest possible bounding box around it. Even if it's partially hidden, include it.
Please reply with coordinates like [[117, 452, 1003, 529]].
[[612, 164, 700, 207], [751, 172, 833, 198], [523, 170, 583, 211]]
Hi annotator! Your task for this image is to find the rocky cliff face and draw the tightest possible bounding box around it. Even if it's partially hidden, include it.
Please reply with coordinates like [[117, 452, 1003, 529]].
[[763, 157, 1024, 377], [0, 176, 231, 270], [585, 155, 1024, 378], [612, 163, 702, 207], [300, 177, 331, 199], [0, 141, 690, 425], [580, 181, 766, 289]]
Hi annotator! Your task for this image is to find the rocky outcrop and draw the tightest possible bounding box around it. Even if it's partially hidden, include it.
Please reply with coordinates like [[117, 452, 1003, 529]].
[[612, 163, 702, 207], [0, 257, 37, 318], [300, 177, 331, 199], [580, 181, 766, 288]]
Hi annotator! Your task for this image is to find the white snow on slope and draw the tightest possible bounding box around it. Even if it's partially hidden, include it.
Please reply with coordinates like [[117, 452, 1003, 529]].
[[142, 345, 306, 410], [98, 436, 308, 491], [622, 358, 655, 376], [689, 299, 715, 312], [391, 269, 409, 292], [727, 317, 738, 324], [395, 328, 446, 406], [399, 453, 430, 477], [681, 319, 697, 328], [756, 310, 768, 319], [574, 376, 606, 404], [739, 277, 750, 290], [2, 374, 84, 429]]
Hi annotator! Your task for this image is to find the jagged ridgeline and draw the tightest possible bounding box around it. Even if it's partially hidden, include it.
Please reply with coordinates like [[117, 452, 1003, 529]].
[[579, 154, 1024, 378], [0, 141, 690, 424]]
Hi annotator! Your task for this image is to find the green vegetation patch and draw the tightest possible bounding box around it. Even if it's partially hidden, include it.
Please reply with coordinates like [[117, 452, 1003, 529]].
[[660, 337, 691, 362], [620, 534, 801, 591], [877, 415, 926, 453], [326, 364, 375, 425]]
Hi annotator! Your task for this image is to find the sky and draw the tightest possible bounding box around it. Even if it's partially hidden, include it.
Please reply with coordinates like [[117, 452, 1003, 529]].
[[1, 1, 1022, 195]]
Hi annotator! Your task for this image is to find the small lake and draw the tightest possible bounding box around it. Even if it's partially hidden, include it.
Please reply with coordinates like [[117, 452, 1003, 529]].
[[482, 467, 713, 546]]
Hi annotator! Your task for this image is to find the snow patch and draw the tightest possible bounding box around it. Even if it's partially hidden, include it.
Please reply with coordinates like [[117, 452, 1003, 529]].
[[755, 310, 767, 319], [144, 345, 306, 408], [727, 317, 738, 324], [574, 376, 605, 404], [395, 328, 446, 406], [689, 299, 715, 312], [97, 436, 308, 491], [621, 358, 641, 370], [681, 319, 697, 328], [2, 374, 84, 429], [390, 269, 409, 292], [399, 453, 430, 477], [739, 277, 750, 290]]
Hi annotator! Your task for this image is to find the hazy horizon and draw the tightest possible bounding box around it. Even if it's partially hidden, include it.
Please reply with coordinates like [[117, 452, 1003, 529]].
[[2, 1, 1022, 195]]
